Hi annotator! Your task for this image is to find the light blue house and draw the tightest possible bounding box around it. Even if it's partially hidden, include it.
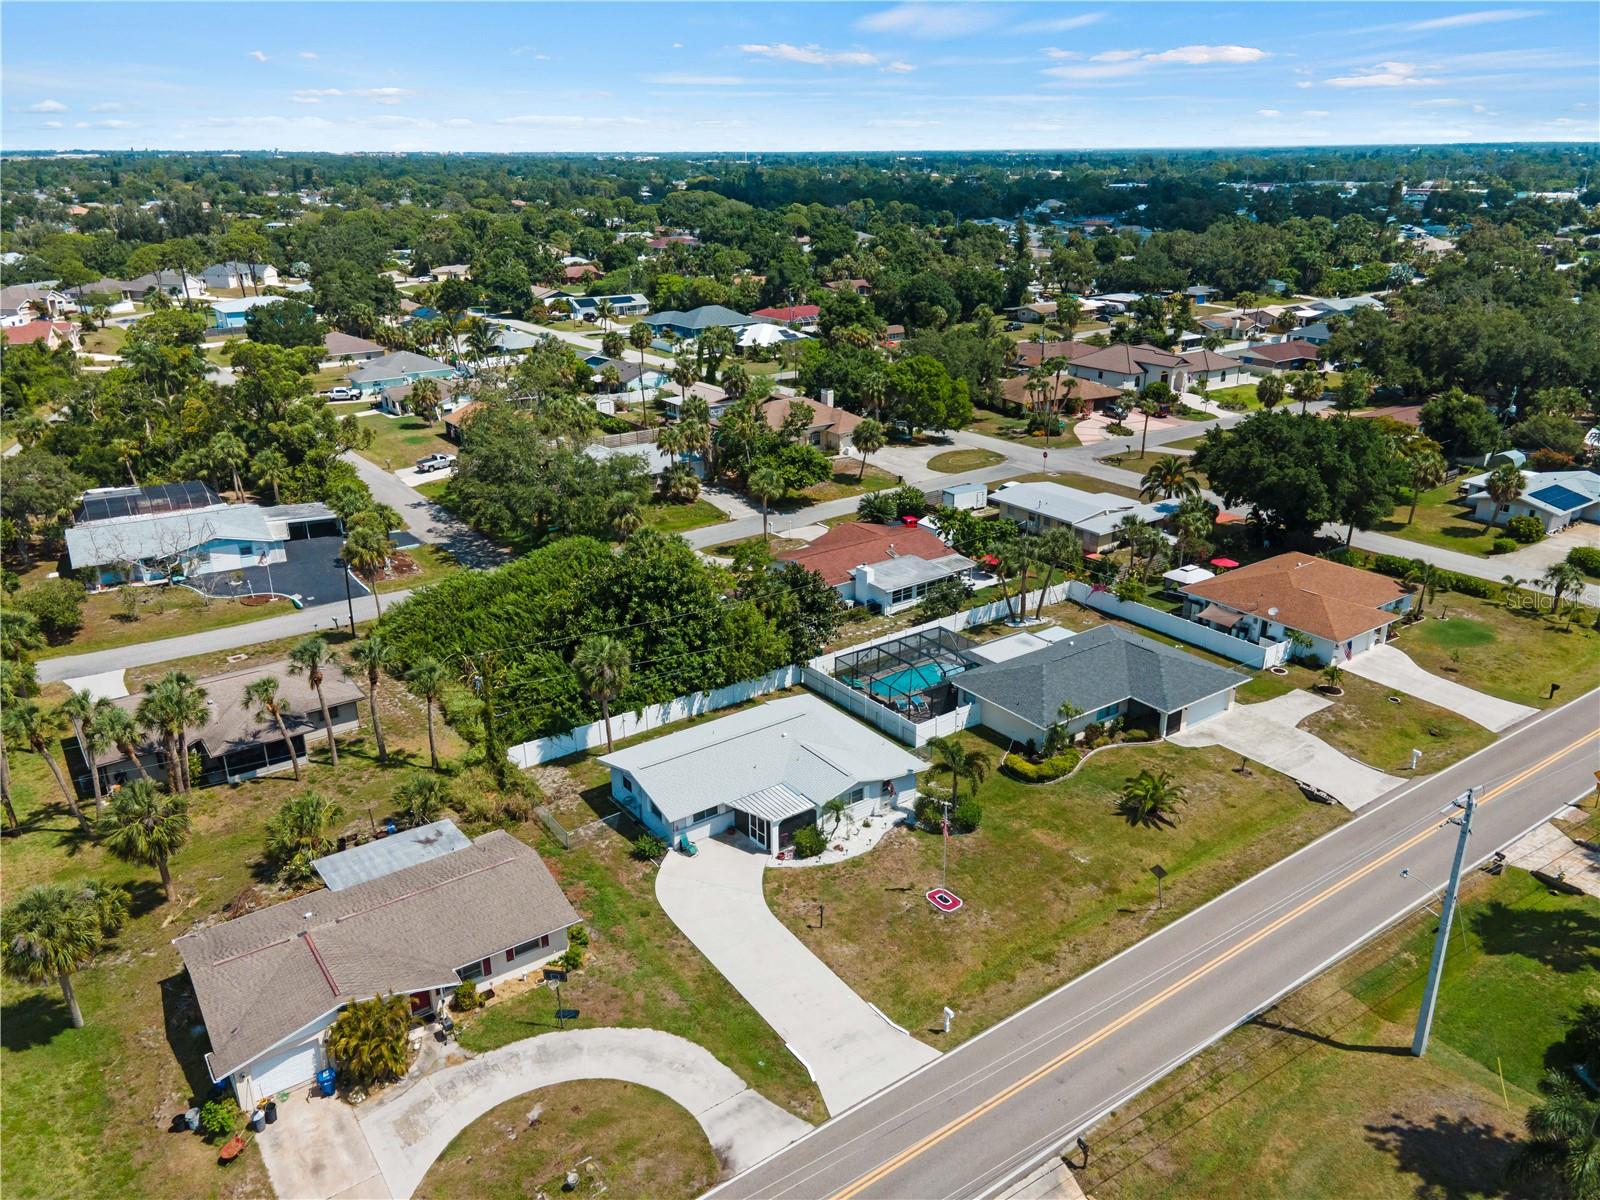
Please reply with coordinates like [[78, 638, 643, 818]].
[[347, 350, 457, 394], [209, 295, 285, 330]]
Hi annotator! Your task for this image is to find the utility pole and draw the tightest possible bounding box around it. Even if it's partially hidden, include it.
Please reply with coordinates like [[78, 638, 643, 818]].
[[939, 796, 952, 889], [1412, 787, 1476, 1057]]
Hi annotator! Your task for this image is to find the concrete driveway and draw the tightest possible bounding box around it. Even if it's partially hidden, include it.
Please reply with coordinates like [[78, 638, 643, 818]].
[[1342, 644, 1536, 732], [357, 1028, 809, 1198], [1169, 690, 1403, 810], [656, 836, 939, 1115], [258, 1088, 388, 1200]]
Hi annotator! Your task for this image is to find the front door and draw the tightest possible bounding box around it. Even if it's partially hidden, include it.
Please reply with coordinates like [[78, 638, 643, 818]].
[[736, 810, 767, 848]]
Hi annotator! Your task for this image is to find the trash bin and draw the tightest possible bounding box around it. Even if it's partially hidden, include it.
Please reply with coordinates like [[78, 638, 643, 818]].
[[249, 1109, 266, 1133], [316, 1067, 336, 1098], [263, 1100, 278, 1125], [184, 1107, 201, 1133]]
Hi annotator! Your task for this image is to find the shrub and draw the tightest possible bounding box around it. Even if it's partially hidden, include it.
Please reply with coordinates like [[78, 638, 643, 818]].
[[857, 491, 897, 523], [1527, 449, 1575, 471], [199, 1097, 242, 1140], [952, 796, 983, 832], [1121, 728, 1153, 743], [1002, 749, 1081, 782], [13, 578, 86, 643], [568, 924, 590, 949], [452, 981, 483, 1011], [1505, 515, 1545, 544], [1568, 546, 1600, 578], [326, 995, 412, 1087], [1446, 573, 1496, 599], [916, 577, 968, 620], [630, 834, 667, 861], [887, 484, 928, 519], [558, 946, 584, 972], [1106, 422, 1135, 437], [791, 825, 826, 858], [1491, 538, 1519, 555], [1174, 404, 1211, 420]]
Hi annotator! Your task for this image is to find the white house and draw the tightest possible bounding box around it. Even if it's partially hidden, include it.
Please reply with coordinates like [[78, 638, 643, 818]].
[[1458, 468, 1600, 534], [990, 481, 1181, 554], [777, 520, 975, 614], [175, 826, 579, 1108], [1066, 343, 1189, 394], [200, 261, 282, 291], [599, 693, 925, 856], [1178, 348, 1252, 389]]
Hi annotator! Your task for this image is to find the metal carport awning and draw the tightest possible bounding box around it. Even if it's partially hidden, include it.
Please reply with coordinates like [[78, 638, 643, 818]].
[[734, 784, 815, 824]]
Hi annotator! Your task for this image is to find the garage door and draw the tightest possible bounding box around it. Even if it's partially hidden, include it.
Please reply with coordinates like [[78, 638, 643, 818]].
[[1179, 690, 1233, 729], [249, 1039, 321, 1098]]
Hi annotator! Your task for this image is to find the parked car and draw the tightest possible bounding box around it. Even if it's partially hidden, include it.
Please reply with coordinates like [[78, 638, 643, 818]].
[[414, 453, 456, 473], [1106, 402, 1130, 421], [1004, 321, 1025, 331], [326, 386, 360, 401]]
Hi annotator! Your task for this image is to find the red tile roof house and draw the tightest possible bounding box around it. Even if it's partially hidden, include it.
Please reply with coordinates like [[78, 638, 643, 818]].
[[3, 319, 80, 351], [750, 303, 821, 332], [1234, 340, 1323, 372], [778, 521, 975, 614], [563, 263, 602, 283], [1179, 552, 1413, 665]]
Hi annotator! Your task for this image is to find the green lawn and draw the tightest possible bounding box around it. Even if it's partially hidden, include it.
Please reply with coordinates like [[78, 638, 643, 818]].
[[1392, 592, 1600, 708], [643, 498, 728, 535], [795, 462, 898, 503], [765, 737, 1344, 1043], [1376, 483, 1500, 559], [419, 1080, 717, 1200], [1204, 383, 1261, 412], [995, 470, 1141, 499], [927, 448, 1006, 473], [1165, 433, 1211, 452], [36, 584, 299, 660], [1095, 450, 1208, 487], [1302, 674, 1496, 774], [355, 413, 457, 472], [78, 326, 126, 356], [1078, 866, 1590, 1200]]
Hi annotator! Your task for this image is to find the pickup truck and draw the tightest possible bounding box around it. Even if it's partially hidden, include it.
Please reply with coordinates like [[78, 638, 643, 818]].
[[414, 453, 456, 473], [325, 386, 360, 401]]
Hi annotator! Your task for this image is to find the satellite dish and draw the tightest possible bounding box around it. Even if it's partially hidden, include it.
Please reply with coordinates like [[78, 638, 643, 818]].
[[1267, 607, 1280, 617]]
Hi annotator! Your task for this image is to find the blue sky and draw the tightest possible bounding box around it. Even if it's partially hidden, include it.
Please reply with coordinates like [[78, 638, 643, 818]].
[[5, 2, 1597, 152]]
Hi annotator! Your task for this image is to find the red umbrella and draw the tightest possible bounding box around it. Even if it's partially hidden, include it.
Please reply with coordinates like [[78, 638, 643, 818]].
[[1209, 557, 1240, 569]]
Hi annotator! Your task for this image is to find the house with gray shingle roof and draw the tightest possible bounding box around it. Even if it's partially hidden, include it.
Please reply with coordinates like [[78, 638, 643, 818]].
[[174, 826, 579, 1108], [953, 625, 1246, 747]]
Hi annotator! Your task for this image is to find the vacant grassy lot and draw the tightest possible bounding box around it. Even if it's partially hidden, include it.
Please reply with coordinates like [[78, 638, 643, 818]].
[[355, 413, 457, 471], [1302, 674, 1497, 774], [927, 448, 1005, 473], [795, 461, 897, 503], [644, 498, 728, 535], [995, 470, 1141, 499], [417, 1080, 717, 1200], [79, 326, 127, 356], [1081, 866, 1594, 1200], [36, 584, 297, 660], [1095, 450, 1208, 487], [766, 737, 1344, 1042], [1391, 593, 1600, 708], [1376, 482, 1499, 558]]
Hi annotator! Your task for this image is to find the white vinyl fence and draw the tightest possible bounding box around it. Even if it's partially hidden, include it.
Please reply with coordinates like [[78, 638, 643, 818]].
[[1065, 580, 1290, 668], [506, 665, 801, 767]]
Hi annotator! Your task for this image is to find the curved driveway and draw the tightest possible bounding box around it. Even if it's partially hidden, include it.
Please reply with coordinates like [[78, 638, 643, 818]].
[[357, 1027, 810, 1199]]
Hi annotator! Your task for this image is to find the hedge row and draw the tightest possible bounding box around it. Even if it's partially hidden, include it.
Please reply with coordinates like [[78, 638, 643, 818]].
[[1002, 749, 1082, 783], [1330, 549, 1499, 600]]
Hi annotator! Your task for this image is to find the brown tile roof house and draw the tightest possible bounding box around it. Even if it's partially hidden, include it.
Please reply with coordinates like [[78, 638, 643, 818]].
[[1179, 553, 1410, 644], [175, 830, 580, 1090], [998, 374, 1122, 410], [442, 400, 485, 443], [74, 661, 364, 797], [778, 521, 953, 586], [1012, 340, 1097, 371], [758, 394, 863, 445], [1069, 343, 1186, 374], [323, 331, 386, 360], [1237, 340, 1321, 368]]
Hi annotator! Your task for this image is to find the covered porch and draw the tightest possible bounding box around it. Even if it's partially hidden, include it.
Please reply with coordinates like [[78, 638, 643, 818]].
[[729, 784, 817, 858]]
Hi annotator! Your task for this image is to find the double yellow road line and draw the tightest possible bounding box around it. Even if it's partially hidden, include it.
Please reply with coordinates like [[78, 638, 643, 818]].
[[831, 729, 1599, 1200]]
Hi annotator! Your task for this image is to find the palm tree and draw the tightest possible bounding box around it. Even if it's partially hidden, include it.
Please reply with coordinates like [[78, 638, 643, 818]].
[[859, 370, 888, 418], [60, 690, 111, 818], [327, 994, 413, 1086], [1034, 526, 1084, 617], [927, 735, 991, 805], [1, 882, 125, 1028], [137, 672, 208, 792], [1398, 439, 1447, 524], [1136, 396, 1159, 456], [747, 465, 786, 541], [822, 796, 849, 837], [1507, 1070, 1600, 1200], [1543, 561, 1585, 616], [1321, 661, 1345, 691], [1484, 464, 1527, 534], [97, 780, 191, 902], [406, 657, 449, 771], [3, 700, 89, 833], [288, 635, 339, 766], [573, 635, 631, 753], [629, 321, 653, 411], [265, 791, 345, 882], [465, 319, 496, 364], [342, 523, 394, 620], [1405, 561, 1444, 613], [594, 299, 616, 333], [345, 634, 395, 763], [92, 706, 151, 785], [1289, 370, 1325, 415], [207, 432, 250, 499], [397, 773, 447, 826], [1140, 455, 1198, 501], [1117, 768, 1187, 829], [243, 675, 301, 782], [670, 362, 697, 409], [251, 446, 289, 504], [853, 417, 886, 481]]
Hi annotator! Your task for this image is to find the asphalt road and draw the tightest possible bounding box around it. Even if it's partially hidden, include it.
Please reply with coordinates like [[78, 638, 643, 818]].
[[709, 691, 1600, 1200]]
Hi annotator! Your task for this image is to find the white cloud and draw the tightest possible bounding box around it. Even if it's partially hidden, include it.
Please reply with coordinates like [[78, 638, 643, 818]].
[[74, 119, 133, 129], [1092, 49, 1145, 63], [44, 120, 63, 129], [1404, 7, 1540, 31], [27, 99, 68, 112], [672, 42, 684, 49], [884, 61, 916, 73], [1020, 11, 1105, 33], [88, 101, 123, 112], [867, 117, 941, 127], [740, 42, 879, 66], [1256, 108, 1281, 117], [856, 3, 997, 39], [647, 73, 749, 86], [496, 114, 646, 127], [1144, 45, 1267, 65], [1044, 48, 1082, 61], [353, 87, 415, 104], [248, 50, 268, 62], [1302, 109, 1330, 117], [1325, 62, 1441, 88], [1296, 80, 1315, 88], [292, 88, 344, 103], [443, 118, 474, 127]]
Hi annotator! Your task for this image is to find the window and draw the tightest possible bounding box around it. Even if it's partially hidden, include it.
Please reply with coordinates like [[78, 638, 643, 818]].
[[508, 934, 550, 961], [457, 959, 487, 982], [692, 806, 719, 823], [1094, 703, 1120, 721], [845, 787, 865, 805], [621, 775, 633, 792]]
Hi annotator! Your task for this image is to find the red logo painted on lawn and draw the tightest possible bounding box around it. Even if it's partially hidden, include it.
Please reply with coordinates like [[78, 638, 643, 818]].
[[926, 888, 963, 912]]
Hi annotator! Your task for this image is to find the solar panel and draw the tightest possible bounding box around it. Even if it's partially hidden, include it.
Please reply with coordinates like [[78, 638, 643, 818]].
[[1528, 485, 1592, 513]]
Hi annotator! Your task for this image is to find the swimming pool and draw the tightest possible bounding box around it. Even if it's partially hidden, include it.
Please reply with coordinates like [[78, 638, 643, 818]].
[[864, 661, 963, 698]]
